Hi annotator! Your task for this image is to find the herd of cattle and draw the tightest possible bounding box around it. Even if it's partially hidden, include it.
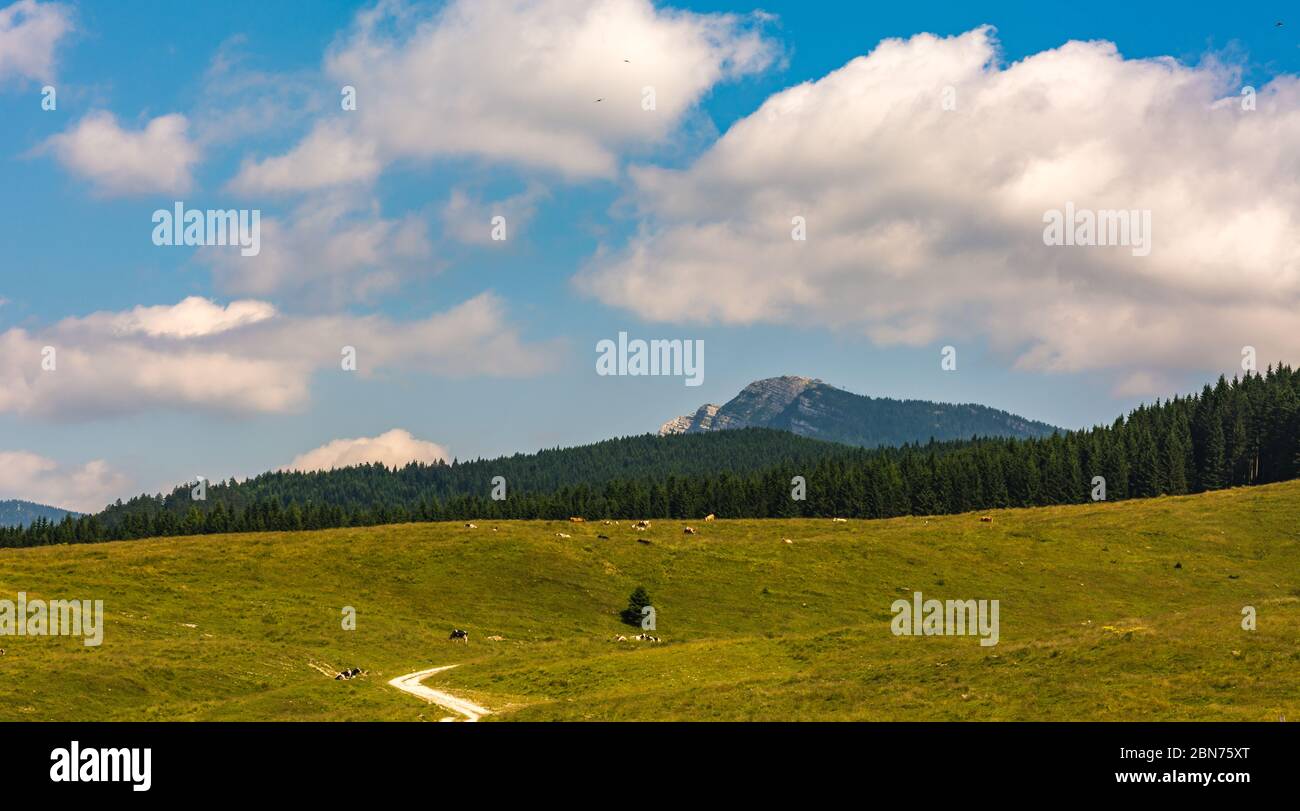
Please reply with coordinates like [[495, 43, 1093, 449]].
[[442, 628, 662, 645], [337, 514, 1009, 688], [423, 515, 906, 669], [327, 515, 1008, 690], [460, 514, 890, 534]]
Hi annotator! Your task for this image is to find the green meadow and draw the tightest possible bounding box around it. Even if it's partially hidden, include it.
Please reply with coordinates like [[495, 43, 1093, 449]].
[[1, 480, 1297, 721]]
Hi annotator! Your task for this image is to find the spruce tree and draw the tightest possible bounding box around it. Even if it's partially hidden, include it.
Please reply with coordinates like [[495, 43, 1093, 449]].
[[621, 587, 653, 627]]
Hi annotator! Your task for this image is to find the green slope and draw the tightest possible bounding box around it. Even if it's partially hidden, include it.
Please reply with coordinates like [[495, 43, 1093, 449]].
[[1, 480, 1297, 721]]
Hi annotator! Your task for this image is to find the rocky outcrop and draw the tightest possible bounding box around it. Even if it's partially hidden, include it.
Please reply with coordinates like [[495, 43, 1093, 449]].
[[709, 376, 819, 431], [658, 403, 720, 435]]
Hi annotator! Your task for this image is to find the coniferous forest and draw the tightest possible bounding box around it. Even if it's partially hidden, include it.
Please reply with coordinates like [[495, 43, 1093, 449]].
[[4, 367, 1299, 549]]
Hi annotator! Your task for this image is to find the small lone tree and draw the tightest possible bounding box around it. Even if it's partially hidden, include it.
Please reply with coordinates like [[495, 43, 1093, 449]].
[[621, 586, 652, 627]]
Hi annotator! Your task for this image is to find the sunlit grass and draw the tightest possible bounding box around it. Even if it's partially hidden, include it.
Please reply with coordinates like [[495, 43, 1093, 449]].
[[1, 481, 1296, 721]]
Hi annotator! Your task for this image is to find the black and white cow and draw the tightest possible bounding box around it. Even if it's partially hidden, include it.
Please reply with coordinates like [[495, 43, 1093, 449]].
[[449, 628, 470, 645]]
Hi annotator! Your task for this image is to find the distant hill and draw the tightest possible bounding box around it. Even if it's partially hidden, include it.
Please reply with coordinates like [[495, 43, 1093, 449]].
[[0, 500, 80, 528], [6, 366, 1299, 549], [72, 428, 867, 536], [661, 376, 1059, 446]]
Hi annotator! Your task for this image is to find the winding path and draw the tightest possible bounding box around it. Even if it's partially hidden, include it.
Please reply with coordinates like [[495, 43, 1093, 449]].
[[387, 664, 491, 722]]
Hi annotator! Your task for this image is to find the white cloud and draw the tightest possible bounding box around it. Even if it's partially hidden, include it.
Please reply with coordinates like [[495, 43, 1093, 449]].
[[442, 184, 549, 245], [228, 0, 777, 193], [192, 34, 328, 147], [100, 297, 276, 338], [201, 193, 432, 306], [44, 111, 200, 196], [0, 450, 129, 513], [0, 0, 71, 86], [283, 428, 448, 472], [576, 27, 1300, 387], [0, 294, 560, 420]]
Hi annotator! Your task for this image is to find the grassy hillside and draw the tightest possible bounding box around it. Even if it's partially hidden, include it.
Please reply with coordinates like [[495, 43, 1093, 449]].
[[1, 480, 1297, 721]]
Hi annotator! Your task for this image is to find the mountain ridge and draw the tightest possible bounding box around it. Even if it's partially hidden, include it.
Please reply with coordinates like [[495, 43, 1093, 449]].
[[661, 376, 1059, 446], [0, 499, 81, 528]]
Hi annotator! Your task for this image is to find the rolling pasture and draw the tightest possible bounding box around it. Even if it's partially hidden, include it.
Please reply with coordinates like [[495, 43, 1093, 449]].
[[1, 481, 1297, 721]]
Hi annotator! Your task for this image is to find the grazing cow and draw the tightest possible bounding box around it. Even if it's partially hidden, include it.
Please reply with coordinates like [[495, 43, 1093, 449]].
[[704, 514, 716, 521], [632, 520, 652, 530], [449, 629, 469, 645], [683, 527, 697, 535], [569, 517, 585, 523], [979, 516, 993, 523]]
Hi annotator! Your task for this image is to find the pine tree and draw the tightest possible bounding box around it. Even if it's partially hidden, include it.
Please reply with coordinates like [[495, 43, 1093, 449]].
[[620, 587, 653, 627], [1200, 417, 1226, 490]]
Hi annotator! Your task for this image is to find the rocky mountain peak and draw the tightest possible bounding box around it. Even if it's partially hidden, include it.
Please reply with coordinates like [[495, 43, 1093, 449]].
[[657, 376, 1059, 446]]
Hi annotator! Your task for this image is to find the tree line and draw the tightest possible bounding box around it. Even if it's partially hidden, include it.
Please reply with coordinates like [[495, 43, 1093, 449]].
[[4, 366, 1298, 548]]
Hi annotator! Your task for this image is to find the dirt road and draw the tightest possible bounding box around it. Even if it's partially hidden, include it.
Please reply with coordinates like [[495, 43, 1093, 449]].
[[387, 664, 491, 722]]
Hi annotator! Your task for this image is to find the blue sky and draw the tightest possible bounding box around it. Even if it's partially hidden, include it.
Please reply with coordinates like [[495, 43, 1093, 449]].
[[1, 0, 1297, 510]]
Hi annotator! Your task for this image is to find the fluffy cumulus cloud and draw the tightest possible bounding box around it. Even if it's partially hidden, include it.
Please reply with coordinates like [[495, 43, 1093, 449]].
[[576, 27, 1300, 395], [43, 111, 200, 195], [229, 0, 777, 193], [0, 0, 71, 85], [0, 294, 560, 420], [283, 428, 448, 472], [201, 193, 432, 305], [0, 450, 129, 513]]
